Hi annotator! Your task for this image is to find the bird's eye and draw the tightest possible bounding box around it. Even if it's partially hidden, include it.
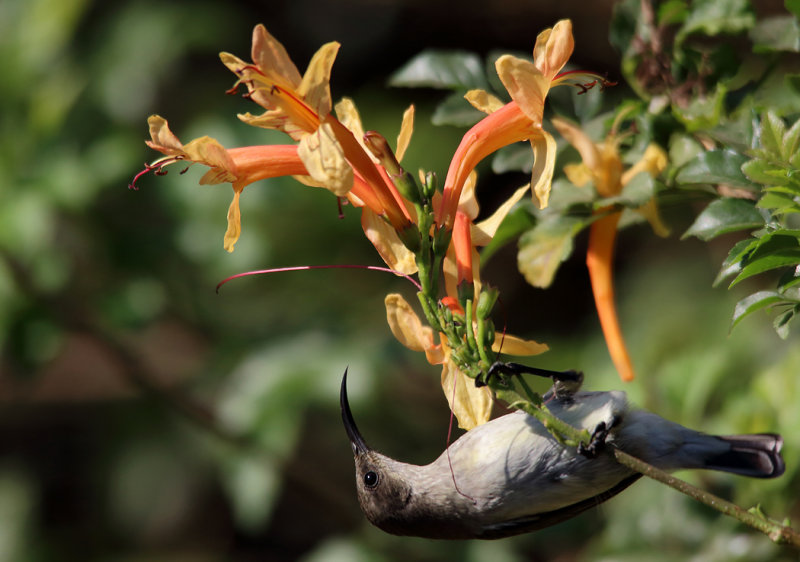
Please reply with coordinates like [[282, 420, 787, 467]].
[[363, 470, 379, 488]]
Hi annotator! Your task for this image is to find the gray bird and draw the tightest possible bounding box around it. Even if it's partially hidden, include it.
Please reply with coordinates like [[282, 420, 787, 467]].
[[340, 366, 784, 540]]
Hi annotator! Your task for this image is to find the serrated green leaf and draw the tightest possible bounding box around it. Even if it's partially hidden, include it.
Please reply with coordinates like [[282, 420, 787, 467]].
[[431, 92, 484, 127], [730, 290, 784, 331], [675, 149, 757, 189], [741, 158, 791, 186], [481, 205, 537, 265], [757, 191, 800, 215], [783, 116, 800, 156], [676, 0, 755, 45], [750, 15, 800, 53], [517, 216, 586, 288], [388, 50, 489, 90], [758, 111, 787, 159], [682, 198, 764, 241]]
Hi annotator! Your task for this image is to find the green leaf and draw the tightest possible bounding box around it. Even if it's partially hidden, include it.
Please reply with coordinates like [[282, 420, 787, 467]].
[[668, 133, 704, 168], [741, 158, 792, 187], [778, 266, 800, 291], [731, 234, 800, 286], [492, 143, 533, 174], [481, 205, 536, 265], [676, 0, 755, 45], [773, 306, 798, 339], [389, 51, 488, 90], [682, 198, 764, 241], [713, 238, 756, 286], [730, 290, 784, 331], [658, 0, 689, 25], [788, 0, 800, 19], [750, 15, 800, 53], [675, 149, 757, 189], [757, 111, 787, 159], [601, 172, 656, 208], [517, 216, 586, 288], [671, 84, 727, 131], [757, 190, 800, 215], [783, 115, 800, 156], [431, 92, 484, 127]]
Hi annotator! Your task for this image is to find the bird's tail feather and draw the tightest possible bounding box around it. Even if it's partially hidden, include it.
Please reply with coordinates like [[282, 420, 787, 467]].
[[703, 434, 785, 478]]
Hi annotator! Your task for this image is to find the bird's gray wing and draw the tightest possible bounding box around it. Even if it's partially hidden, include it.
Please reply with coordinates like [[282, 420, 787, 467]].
[[476, 474, 642, 540]]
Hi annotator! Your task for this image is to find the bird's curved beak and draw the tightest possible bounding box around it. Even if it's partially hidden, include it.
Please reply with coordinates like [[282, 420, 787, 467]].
[[340, 368, 370, 456]]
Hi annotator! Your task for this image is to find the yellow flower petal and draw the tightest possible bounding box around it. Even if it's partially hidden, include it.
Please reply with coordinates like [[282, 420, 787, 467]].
[[533, 19, 574, 80], [297, 41, 340, 117], [361, 208, 418, 275], [441, 362, 493, 430], [457, 171, 480, 220], [297, 122, 353, 196], [491, 334, 549, 356], [471, 183, 529, 246], [495, 55, 549, 124], [385, 293, 433, 351], [146, 115, 183, 154], [396, 105, 415, 162], [249, 24, 302, 90], [620, 143, 668, 185], [334, 98, 379, 166], [552, 117, 600, 172], [531, 129, 557, 209], [224, 189, 242, 253], [464, 89, 505, 115], [563, 163, 592, 187], [184, 137, 237, 184], [637, 199, 671, 237]]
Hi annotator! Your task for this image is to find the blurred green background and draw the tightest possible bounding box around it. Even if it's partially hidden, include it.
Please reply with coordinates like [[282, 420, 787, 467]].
[[1, 0, 798, 560]]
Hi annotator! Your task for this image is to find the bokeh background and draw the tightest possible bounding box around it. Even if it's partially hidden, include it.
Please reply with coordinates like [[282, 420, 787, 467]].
[[1, 0, 798, 560]]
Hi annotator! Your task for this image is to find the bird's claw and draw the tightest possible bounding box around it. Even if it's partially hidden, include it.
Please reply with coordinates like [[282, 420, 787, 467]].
[[577, 415, 620, 458], [479, 362, 584, 399]]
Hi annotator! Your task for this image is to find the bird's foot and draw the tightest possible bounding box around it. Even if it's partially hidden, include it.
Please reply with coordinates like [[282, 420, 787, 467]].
[[479, 362, 584, 399], [577, 415, 620, 458]]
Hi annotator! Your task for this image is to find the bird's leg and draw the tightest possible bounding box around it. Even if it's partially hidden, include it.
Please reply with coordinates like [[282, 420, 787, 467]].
[[577, 415, 621, 458], [481, 362, 584, 399]]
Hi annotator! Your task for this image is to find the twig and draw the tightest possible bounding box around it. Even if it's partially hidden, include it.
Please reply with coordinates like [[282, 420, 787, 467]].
[[612, 447, 800, 547]]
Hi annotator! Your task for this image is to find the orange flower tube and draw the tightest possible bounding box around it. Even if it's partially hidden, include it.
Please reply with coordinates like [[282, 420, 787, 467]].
[[586, 211, 635, 382]]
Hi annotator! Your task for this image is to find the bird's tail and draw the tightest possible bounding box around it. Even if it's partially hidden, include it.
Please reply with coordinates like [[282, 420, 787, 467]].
[[615, 411, 785, 479], [703, 434, 785, 478]]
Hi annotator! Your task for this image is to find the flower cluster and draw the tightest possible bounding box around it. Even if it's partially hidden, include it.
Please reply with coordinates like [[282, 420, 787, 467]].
[[134, 20, 664, 429]]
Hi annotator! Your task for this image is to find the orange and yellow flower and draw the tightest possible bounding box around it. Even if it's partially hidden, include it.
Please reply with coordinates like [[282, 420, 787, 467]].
[[552, 116, 668, 381]]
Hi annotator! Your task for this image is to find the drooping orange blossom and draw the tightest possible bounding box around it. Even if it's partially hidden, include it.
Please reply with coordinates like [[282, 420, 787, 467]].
[[552, 116, 668, 382], [137, 24, 414, 253], [437, 19, 612, 229], [135, 22, 598, 428]]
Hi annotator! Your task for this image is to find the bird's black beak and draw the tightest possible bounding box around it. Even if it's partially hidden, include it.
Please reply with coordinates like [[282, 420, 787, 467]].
[[341, 368, 370, 456]]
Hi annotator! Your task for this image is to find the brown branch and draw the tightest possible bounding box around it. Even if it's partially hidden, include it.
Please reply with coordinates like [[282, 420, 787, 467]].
[[613, 447, 800, 547]]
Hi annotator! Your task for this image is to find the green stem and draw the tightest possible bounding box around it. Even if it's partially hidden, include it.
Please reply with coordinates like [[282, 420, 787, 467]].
[[612, 448, 800, 547]]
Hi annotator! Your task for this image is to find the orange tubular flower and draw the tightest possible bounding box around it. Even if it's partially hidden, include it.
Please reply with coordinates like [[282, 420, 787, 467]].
[[221, 24, 412, 232], [552, 116, 668, 381], [141, 116, 309, 252], [438, 19, 577, 229]]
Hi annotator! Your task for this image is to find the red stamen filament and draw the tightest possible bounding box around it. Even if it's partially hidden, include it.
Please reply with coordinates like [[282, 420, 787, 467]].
[[215, 264, 422, 293]]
